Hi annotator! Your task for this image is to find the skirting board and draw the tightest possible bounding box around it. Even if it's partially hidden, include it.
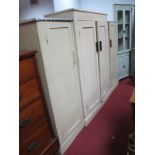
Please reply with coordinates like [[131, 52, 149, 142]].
[[109, 80, 119, 95], [84, 103, 101, 126], [59, 120, 84, 154], [102, 81, 118, 107], [85, 80, 119, 126], [60, 81, 118, 154]]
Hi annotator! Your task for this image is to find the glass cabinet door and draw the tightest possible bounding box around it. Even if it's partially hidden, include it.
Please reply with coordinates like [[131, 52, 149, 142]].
[[125, 10, 130, 50], [116, 9, 131, 53], [117, 10, 123, 52], [114, 4, 132, 80]]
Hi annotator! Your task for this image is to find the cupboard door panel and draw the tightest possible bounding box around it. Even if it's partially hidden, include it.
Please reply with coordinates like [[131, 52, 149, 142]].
[[117, 54, 124, 79], [42, 23, 83, 143], [78, 21, 101, 117], [96, 21, 110, 101], [123, 53, 130, 77], [109, 22, 118, 87], [117, 53, 130, 79]]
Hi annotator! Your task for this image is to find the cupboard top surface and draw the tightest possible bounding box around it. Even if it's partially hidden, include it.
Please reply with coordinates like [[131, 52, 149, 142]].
[[19, 18, 73, 25], [113, 4, 134, 6], [45, 9, 107, 22], [45, 8, 107, 17], [113, 4, 133, 10]]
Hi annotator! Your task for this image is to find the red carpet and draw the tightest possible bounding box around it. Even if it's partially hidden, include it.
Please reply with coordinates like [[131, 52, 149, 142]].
[[64, 78, 134, 155]]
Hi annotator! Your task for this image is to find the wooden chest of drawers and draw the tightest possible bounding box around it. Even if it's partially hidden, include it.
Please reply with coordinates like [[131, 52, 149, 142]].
[[19, 51, 59, 155]]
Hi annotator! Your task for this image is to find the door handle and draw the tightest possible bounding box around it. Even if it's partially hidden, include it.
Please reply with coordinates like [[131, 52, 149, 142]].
[[110, 40, 112, 47], [99, 41, 102, 51], [96, 42, 99, 53]]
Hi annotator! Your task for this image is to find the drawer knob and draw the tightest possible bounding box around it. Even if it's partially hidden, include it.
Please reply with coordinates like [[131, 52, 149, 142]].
[[20, 118, 31, 128], [27, 141, 38, 152], [123, 65, 126, 68]]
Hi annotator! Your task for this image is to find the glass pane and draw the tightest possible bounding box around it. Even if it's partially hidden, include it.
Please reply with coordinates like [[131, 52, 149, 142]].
[[117, 10, 123, 52], [118, 25, 123, 38], [118, 38, 123, 51], [125, 10, 130, 50], [125, 37, 130, 49], [125, 24, 129, 37], [125, 10, 130, 24], [117, 10, 123, 24]]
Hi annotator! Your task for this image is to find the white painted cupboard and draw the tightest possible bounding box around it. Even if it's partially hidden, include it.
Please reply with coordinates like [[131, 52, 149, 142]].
[[114, 4, 132, 79], [45, 9, 111, 125], [108, 21, 118, 90], [19, 19, 84, 154], [19, 9, 118, 153]]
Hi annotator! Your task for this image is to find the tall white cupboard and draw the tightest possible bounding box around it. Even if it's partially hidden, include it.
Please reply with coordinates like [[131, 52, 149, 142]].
[[114, 4, 132, 79], [45, 9, 111, 125], [19, 19, 84, 154]]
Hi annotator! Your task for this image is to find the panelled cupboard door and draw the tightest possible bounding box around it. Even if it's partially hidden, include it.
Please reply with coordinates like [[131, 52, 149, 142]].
[[117, 53, 130, 79], [96, 21, 110, 102], [77, 21, 101, 118], [109, 23, 118, 87], [117, 54, 124, 79], [115, 6, 132, 54], [123, 52, 130, 77], [38, 22, 84, 147]]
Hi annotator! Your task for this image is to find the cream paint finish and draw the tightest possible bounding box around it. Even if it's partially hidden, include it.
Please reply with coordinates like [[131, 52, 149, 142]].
[[36, 22, 84, 153], [45, 9, 113, 125], [20, 10, 118, 152], [20, 21, 84, 154], [109, 22, 118, 90], [77, 21, 101, 119], [96, 21, 110, 102], [45, 9, 107, 21]]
